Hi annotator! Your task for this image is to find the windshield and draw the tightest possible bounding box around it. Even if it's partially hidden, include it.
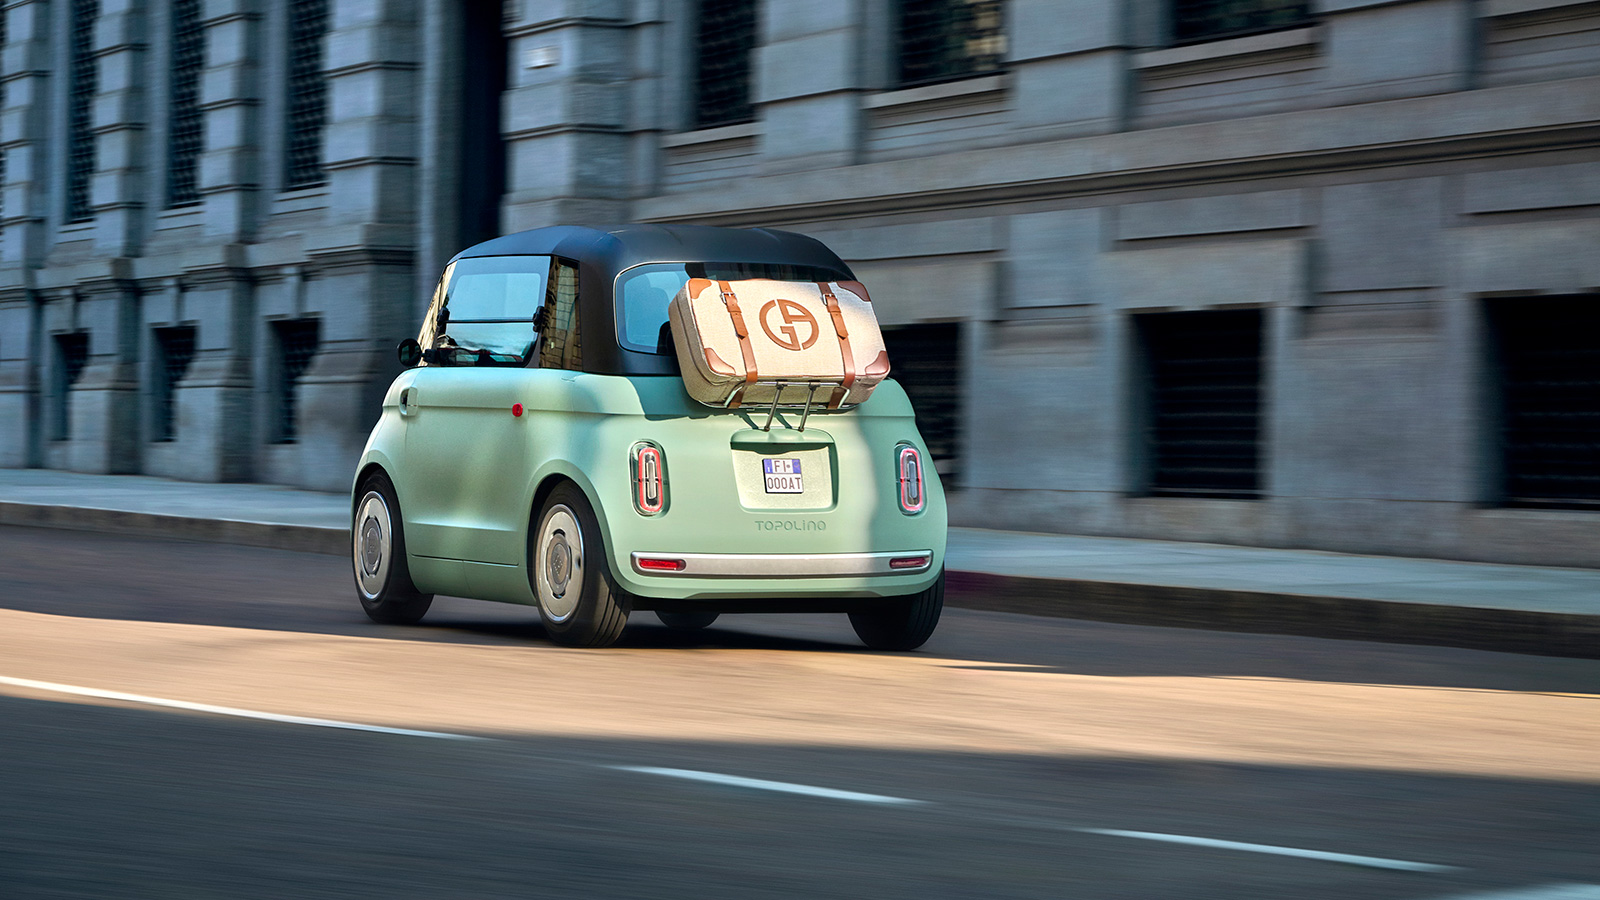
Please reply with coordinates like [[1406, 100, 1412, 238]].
[[615, 261, 852, 354]]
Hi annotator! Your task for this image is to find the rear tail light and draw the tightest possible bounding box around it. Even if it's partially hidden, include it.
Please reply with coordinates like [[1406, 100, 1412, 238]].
[[636, 556, 686, 572], [890, 555, 930, 570], [631, 441, 666, 516], [896, 443, 925, 515]]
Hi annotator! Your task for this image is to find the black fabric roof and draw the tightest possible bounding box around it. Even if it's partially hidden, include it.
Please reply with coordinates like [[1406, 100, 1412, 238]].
[[454, 224, 853, 276], [449, 224, 856, 376]]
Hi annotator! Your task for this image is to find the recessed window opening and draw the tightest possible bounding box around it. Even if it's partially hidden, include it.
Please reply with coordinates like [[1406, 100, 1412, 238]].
[[1136, 309, 1264, 499], [66, 0, 100, 223], [896, 0, 1006, 89], [1487, 296, 1600, 511], [167, 0, 205, 208], [151, 325, 197, 442], [51, 332, 90, 441], [1170, 0, 1312, 45], [284, 0, 329, 190], [882, 323, 964, 484], [272, 318, 320, 443], [693, 0, 757, 129]]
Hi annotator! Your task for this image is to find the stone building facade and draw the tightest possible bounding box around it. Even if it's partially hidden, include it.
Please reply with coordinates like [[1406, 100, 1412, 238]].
[[1, 0, 1597, 565]]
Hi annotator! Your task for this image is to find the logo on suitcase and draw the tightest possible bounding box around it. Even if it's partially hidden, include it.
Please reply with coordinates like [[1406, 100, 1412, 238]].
[[759, 298, 819, 351]]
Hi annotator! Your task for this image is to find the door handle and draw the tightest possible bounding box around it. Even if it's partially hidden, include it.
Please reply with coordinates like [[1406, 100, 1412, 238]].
[[399, 387, 417, 416]]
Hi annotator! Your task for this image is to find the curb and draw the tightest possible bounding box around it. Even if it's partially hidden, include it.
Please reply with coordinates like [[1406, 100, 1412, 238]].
[[0, 502, 347, 557], [5, 502, 1596, 659], [944, 570, 1600, 660]]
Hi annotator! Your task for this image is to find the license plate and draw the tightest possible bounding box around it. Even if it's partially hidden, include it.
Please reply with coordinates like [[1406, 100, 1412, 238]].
[[763, 458, 803, 494]]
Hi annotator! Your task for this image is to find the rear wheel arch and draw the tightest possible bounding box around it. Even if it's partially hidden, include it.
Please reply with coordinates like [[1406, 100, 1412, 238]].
[[525, 467, 614, 548]]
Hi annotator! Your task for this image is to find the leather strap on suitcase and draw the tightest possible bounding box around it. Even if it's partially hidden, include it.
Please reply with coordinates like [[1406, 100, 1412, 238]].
[[818, 283, 855, 409], [716, 280, 759, 409]]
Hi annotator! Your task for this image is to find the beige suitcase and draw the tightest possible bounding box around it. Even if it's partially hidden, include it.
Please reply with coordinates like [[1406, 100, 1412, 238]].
[[668, 278, 890, 410]]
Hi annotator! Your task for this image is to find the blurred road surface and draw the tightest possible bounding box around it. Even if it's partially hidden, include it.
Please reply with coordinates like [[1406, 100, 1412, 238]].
[[2, 525, 1598, 900]]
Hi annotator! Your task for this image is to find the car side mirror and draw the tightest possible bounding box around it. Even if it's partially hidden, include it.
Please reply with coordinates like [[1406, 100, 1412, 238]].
[[397, 338, 423, 368]]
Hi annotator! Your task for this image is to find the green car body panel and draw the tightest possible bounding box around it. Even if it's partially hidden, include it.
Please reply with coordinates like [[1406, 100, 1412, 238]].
[[355, 367, 946, 607]]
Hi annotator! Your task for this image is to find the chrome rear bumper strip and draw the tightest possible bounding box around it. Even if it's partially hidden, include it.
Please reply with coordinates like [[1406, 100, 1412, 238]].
[[631, 550, 933, 577]]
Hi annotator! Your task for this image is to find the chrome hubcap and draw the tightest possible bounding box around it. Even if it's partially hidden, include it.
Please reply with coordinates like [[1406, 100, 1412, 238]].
[[536, 505, 584, 622], [354, 491, 393, 600]]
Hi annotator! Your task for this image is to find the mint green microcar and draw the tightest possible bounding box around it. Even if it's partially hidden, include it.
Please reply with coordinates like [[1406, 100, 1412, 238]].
[[351, 225, 947, 649]]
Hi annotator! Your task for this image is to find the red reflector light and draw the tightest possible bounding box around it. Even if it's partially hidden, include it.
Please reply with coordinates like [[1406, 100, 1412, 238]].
[[638, 557, 685, 572], [889, 556, 929, 570]]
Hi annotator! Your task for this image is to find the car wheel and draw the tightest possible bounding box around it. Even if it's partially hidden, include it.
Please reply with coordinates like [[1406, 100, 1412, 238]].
[[532, 483, 631, 648], [353, 473, 434, 625], [655, 611, 719, 631], [848, 568, 944, 651]]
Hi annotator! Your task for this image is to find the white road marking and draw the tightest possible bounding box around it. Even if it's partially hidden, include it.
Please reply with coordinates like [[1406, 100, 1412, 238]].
[[1425, 886, 1600, 900], [1075, 828, 1459, 872], [0, 676, 1521, 879], [0, 675, 487, 741], [611, 766, 925, 805]]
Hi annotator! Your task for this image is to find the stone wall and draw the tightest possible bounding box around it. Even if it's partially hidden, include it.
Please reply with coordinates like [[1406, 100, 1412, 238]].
[[0, 0, 1595, 564]]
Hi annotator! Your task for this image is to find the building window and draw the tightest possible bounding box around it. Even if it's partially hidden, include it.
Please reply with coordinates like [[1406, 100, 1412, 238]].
[[167, 0, 205, 208], [271, 318, 320, 443], [284, 0, 328, 190], [51, 332, 90, 441], [1135, 309, 1264, 499], [882, 323, 964, 483], [693, 0, 757, 129], [1488, 296, 1600, 510], [896, 0, 1006, 89], [1171, 0, 1311, 45], [66, 0, 100, 223], [151, 325, 197, 442]]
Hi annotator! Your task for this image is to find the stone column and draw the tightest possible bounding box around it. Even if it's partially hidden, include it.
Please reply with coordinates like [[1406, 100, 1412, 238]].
[[0, 283, 40, 467], [0, 0, 53, 466], [752, 0, 865, 173], [198, 0, 262, 239], [501, 0, 635, 231], [1007, 0, 1131, 139], [287, 0, 421, 491], [1318, 0, 1473, 105], [1, 0, 53, 269], [88, 0, 147, 254]]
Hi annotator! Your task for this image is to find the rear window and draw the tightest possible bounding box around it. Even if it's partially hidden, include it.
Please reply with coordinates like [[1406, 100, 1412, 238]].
[[615, 262, 851, 354]]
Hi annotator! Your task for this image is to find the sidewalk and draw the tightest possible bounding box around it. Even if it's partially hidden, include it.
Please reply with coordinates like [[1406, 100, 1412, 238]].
[[2, 468, 1596, 658]]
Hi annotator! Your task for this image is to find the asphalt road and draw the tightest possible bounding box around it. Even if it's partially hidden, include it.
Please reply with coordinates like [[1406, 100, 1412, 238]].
[[2, 525, 1598, 900]]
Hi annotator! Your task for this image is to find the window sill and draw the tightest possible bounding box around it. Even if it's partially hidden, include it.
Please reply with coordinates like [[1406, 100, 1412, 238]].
[[662, 121, 763, 148], [155, 205, 204, 230], [864, 73, 1007, 110], [1135, 26, 1319, 70], [273, 186, 330, 214], [1482, 0, 1595, 16]]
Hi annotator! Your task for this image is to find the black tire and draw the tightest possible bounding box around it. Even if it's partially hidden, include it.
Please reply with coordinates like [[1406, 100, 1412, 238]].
[[353, 472, 434, 625], [849, 569, 944, 651], [655, 610, 719, 631], [530, 483, 631, 648]]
